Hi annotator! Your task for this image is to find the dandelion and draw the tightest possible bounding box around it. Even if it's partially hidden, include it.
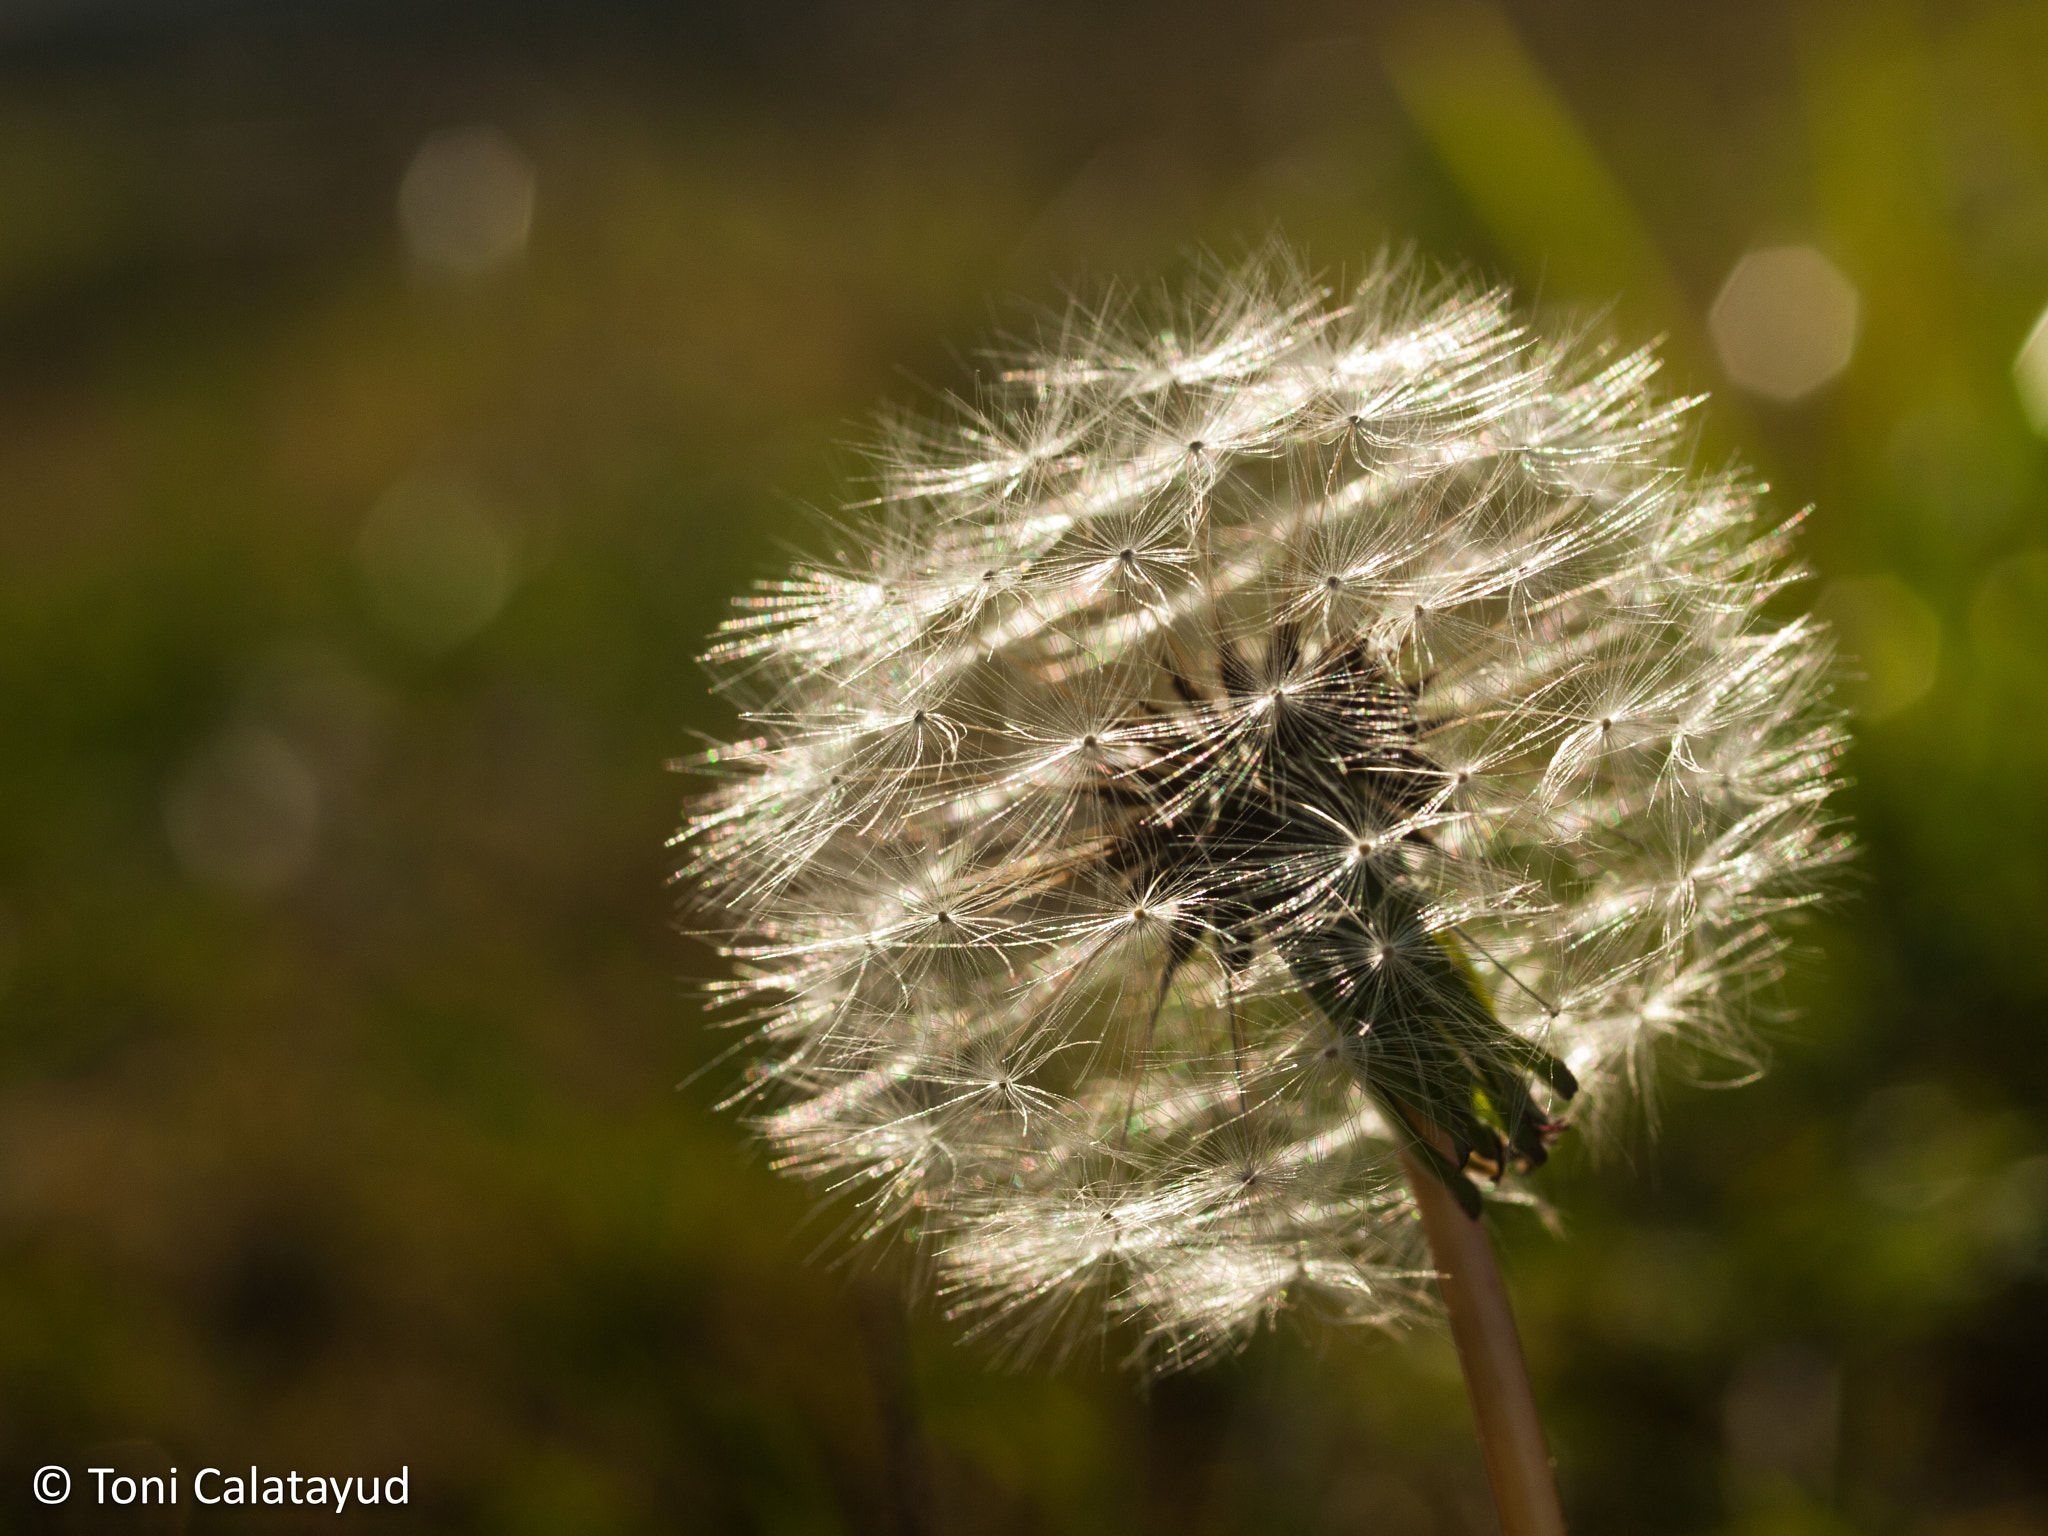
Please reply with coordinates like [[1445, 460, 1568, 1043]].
[[681, 249, 1849, 1533]]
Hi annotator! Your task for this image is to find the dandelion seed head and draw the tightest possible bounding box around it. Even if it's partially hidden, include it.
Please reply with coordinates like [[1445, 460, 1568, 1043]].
[[684, 249, 1849, 1371]]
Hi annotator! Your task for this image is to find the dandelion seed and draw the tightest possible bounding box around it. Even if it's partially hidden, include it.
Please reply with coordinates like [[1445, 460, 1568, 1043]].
[[683, 249, 1849, 1379]]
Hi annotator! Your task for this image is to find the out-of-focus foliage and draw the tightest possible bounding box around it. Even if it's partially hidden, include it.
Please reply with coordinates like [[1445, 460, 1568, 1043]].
[[1, 2, 2045, 1532]]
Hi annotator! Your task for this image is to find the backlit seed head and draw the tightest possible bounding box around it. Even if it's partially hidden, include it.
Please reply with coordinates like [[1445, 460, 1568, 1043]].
[[682, 250, 1850, 1371]]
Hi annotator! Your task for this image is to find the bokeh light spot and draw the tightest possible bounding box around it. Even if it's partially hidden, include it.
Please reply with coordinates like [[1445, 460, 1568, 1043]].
[[1967, 549, 2048, 689], [397, 126, 535, 276], [357, 473, 514, 650], [1815, 573, 1940, 721], [2013, 303, 2048, 436], [164, 729, 321, 894], [1709, 245, 1859, 402]]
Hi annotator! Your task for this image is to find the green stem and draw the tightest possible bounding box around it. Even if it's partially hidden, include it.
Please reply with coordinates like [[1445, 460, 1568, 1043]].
[[1399, 1149, 1566, 1536]]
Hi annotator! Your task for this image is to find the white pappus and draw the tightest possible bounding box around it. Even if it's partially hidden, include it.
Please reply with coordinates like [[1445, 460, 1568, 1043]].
[[680, 250, 1850, 1371]]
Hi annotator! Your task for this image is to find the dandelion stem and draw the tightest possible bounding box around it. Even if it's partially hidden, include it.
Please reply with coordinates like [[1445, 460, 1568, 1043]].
[[1399, 1149, 1565, 1536]]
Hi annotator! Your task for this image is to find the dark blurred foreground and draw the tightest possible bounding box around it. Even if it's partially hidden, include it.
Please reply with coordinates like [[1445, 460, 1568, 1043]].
[[4, 2, 2048, 1531]]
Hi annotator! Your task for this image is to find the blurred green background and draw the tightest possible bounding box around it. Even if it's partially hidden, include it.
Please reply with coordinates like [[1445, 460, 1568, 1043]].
[[3, 1, 2046, 1531]]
